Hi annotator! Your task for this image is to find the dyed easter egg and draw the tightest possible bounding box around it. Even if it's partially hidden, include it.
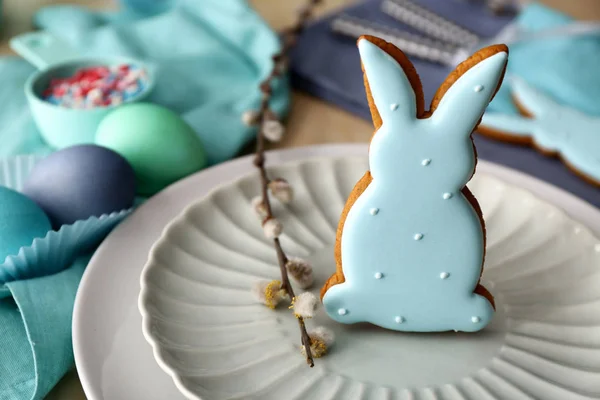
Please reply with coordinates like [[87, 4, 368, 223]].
[[0, 186, 52, 262], [22, 145, 136, 228], [95, 103, 206, 195]]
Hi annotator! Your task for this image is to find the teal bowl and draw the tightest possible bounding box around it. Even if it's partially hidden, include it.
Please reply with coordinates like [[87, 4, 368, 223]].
[[25, 57, 155, 149]]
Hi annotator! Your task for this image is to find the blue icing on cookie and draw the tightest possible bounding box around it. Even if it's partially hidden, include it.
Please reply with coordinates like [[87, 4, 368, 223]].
[[482, 77, 600, 183], [488, 3, 600, 116], [322, 39, 507, 332]]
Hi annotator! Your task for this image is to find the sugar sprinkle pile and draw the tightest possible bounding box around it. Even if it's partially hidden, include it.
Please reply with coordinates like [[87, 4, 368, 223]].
[[42, 64, 149, 109]]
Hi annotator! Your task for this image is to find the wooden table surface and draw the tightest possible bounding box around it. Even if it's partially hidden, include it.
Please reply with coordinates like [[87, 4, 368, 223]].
[[1, 0, 599, 398]]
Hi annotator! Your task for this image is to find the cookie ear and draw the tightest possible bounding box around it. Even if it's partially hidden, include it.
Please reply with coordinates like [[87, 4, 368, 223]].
[[510, 76, 557, 118], [358, 36, 424, 129], [431, 46, 508, 135]]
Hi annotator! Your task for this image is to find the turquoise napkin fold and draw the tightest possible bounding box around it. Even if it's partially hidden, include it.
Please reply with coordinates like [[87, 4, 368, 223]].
[[0, 1, 286, 398], [0, 254, 90, 400], [488, 3, 600, 116]]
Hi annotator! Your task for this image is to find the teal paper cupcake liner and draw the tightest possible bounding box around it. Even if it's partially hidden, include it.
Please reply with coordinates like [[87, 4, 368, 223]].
[[0, 153, 47, 191], [0, 154, 132, 298]]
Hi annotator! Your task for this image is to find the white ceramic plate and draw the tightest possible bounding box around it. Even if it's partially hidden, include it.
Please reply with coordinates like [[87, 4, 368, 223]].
[[73, 144, 600, 400], [138, 154, 600, 400]]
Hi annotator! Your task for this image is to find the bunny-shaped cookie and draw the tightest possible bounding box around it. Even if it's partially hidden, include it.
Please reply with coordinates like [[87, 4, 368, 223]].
[[321, 36, 508, 332], [480, 77, 600, 186]]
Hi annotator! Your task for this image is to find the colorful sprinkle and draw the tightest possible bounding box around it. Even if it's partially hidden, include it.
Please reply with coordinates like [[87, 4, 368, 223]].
[[42, 64, 149, 109]]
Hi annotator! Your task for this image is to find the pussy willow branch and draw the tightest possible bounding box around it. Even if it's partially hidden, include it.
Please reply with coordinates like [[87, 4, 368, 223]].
[[253, 0, 322, 368]]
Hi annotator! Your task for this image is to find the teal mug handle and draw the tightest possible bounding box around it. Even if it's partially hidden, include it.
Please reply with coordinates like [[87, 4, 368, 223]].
[[9, 31, 81, 70]]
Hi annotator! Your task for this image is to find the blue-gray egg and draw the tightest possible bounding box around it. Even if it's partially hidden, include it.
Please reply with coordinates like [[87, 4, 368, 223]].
[[22, 145, 136, 228], [0, 186, 52, 262]]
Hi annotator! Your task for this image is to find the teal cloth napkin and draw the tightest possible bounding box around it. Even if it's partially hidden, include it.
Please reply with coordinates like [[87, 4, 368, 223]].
[[0, 254, 90, 400], [0, 1, 286, 398]]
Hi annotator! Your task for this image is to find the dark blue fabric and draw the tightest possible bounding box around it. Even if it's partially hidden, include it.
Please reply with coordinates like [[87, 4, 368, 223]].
[[290, 0, 600, 208]]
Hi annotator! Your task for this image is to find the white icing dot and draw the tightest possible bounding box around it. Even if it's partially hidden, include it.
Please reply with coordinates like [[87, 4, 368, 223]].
[[442, 192, 453, 200], [338, 308, 348, 316], [390, 103, 399, 111], [471, 316, 481, 323], [374, 272, 383, 279], [474, 85, 484, 92], [413, 233, 423, 241], [395, 316, 405, 323], [370, 208, 379, 215], [440, 272, 450, 279], [595, 244, 600, 252], [421, 159, 431, 166], [547, 211, 556, 218], [574, 226, 582, 234]]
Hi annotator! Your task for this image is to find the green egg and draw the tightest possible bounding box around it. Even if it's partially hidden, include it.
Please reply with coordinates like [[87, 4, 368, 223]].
[[95, 103, 207, 195]]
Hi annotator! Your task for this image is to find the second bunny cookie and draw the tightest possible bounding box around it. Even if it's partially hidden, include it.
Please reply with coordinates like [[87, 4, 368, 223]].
[[480, 77, 600, 187], [321, 35, 508, 332]]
